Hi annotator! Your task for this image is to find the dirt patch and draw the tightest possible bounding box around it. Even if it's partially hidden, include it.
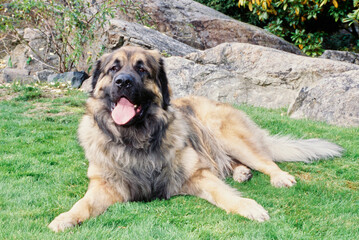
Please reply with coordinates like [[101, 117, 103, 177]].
[[25, 102, 73, 117], [297, 172, 312, 181], [40, 86, 67, 99], [0, 83, 81, 101], [0, 87, 20, 101], [346, 181, 359, 190], [25, 102, 51, 116]]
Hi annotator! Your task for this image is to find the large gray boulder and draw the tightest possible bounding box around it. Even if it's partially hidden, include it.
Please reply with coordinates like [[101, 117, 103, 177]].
[[121, 0, 302, 54], [288, 71, 359, 127], [104, 19, 197, 56], [2, 68, 34, 83], [165, 42, 359, 108], [77, 19, 198, 71], [320, 50, 359, 65], [48, 71, 89, 88], [4, 28, 58, 74]]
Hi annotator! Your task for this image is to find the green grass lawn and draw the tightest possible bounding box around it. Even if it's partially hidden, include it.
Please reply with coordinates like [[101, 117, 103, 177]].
[[0, 82, 358, 239]]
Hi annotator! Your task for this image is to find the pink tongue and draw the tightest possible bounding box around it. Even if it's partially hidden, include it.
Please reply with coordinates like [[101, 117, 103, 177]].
[[111, 98, 136, 125]]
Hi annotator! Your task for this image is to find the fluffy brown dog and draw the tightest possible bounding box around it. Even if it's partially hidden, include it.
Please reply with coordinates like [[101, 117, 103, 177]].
[[48, 46, 343, 232]]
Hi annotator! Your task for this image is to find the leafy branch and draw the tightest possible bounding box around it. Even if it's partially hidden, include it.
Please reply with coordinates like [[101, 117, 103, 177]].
[[0, 0, 117, 73], [237, 0, 359, 56]]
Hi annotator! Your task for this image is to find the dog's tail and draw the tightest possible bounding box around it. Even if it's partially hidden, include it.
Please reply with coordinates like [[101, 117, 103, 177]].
[[264, 135, 343, 163]]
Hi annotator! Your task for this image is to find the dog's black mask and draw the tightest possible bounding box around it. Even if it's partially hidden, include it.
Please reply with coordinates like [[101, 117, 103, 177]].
[[91, 47, 171, 128]]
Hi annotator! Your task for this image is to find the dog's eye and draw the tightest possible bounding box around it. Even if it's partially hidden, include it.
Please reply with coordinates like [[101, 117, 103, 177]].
[[138, 67, 146, 73], [110, 65, 121, 73]]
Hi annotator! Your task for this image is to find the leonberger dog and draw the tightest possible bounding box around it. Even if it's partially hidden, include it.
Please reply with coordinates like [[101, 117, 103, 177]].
[[49, 46, 343, 232]]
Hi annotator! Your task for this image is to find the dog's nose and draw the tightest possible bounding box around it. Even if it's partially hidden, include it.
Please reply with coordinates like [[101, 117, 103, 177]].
[[114, 74, 134, 89]]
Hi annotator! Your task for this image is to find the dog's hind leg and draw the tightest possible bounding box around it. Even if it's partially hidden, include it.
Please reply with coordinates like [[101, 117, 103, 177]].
[[206, 104, 297, 187], [48, 178, 122, 232], [232, 163, 253, 183], [222, 132, 297, 187], [182, 97, 297, 187], [182, 169, 270, 222], [211, 109, 296, 187]]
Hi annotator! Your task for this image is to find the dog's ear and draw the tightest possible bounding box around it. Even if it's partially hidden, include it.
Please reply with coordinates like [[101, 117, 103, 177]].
[[158, 58, 171, 110], [91, 53, 111, 91], [91, 59, 102, 91]]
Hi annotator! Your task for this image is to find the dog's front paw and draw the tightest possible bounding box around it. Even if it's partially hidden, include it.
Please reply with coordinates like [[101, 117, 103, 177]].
[[270, 171, 296, 188], [48, 212, 78, 232], [233, 165, 253, 183], [236, 198, 270, 222]]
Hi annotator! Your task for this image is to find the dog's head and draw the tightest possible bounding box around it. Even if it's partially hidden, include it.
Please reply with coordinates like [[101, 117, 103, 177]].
[[91, 46, 171, 127]]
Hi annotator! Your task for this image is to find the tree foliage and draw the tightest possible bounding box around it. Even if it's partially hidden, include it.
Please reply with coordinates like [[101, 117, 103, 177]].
[[197, 0, 359, 56], [0, 0, 117, 72]]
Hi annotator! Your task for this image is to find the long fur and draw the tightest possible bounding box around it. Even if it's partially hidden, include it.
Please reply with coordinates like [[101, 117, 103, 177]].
[[48, 46, 344, 232], [264, 135, 343, 163]]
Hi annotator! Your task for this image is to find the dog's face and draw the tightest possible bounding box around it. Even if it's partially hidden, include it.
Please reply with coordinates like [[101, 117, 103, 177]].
[[91, 46, 170, 127]]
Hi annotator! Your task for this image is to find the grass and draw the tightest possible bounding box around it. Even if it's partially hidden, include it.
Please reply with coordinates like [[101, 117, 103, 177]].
[[0, 82, 358, 239]]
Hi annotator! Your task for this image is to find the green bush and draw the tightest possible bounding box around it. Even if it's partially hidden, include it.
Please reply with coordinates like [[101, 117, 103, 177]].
[[197, 0, 359, 56], [0, 0, 116, 72]]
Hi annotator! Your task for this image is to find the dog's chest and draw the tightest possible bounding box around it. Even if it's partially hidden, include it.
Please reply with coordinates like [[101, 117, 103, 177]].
[[114, 149, 186, 202]]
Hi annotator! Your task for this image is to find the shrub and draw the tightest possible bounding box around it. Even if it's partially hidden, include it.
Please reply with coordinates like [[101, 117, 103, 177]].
[[197, 0, 359, 56], [0, 0, 116, 73]]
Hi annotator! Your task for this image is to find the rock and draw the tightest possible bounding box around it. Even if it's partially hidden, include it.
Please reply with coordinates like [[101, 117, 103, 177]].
[[48, 71, 89, 88], [0, 34, 19, 59], [6, 44, 29, 69], [5, 28, 59, 74], [320, 50, 359, 65], [3, 68, 34, 83], [288, 70, 359, 127], [71, 71, 89, 88], [190, 18, 302, 54], [0, 68, 5, 83], [77, 19, 198, 72], [36, 70, 55, 82], [104, 19, 197, 56], [121, 0, 302, 54], [23, 28, 43, 41], [80, 77, 93, 93], [165, 42, 359, 108], [7, 43, 58, 74]]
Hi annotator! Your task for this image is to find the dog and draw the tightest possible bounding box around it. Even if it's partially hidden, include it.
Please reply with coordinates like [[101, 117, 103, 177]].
[[48, 46, 343, 232]]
